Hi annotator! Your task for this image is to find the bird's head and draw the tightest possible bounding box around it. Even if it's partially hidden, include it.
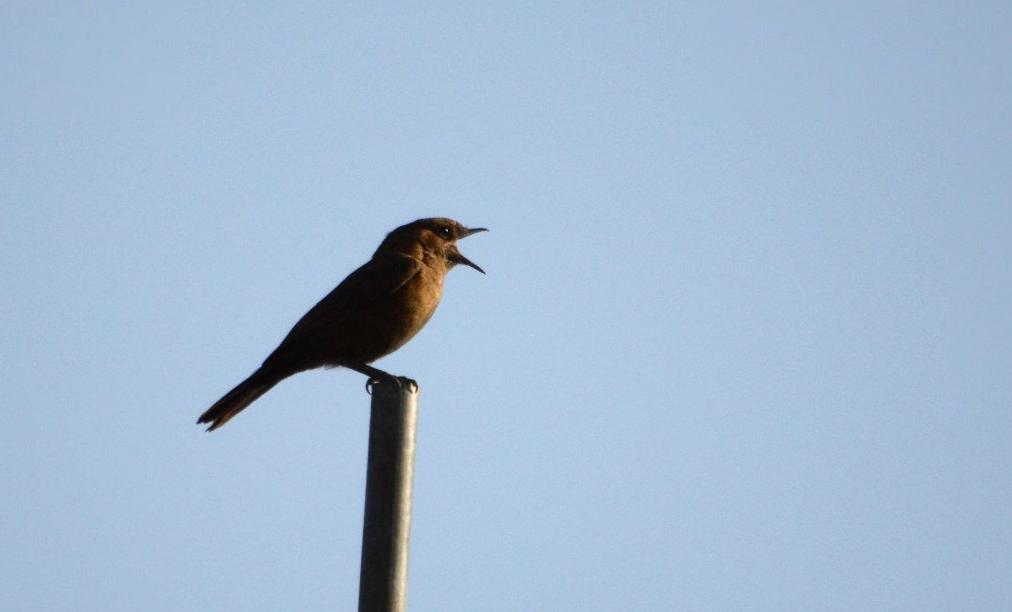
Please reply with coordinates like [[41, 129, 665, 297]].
[[376, 217, 488, 273]]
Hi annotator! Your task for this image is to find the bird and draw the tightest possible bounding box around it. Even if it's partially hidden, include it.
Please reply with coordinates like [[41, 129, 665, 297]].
[[197, 217, 487, 431]]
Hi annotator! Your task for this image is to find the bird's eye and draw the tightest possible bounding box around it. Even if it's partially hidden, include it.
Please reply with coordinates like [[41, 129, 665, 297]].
[[438, 225, 453, 238]]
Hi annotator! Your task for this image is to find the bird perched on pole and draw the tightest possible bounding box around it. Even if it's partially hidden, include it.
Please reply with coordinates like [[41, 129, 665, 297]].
[[197, 217, 487, 431]]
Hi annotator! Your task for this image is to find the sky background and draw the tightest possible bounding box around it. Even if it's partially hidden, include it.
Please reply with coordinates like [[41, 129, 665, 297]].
[[3, 2, 1010, 611]]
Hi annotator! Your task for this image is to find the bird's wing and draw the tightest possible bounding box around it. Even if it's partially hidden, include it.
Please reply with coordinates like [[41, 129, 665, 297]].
[[269, 254, 422, 355]]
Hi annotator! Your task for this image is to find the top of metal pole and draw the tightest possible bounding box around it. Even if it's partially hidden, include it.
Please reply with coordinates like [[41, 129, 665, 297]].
[[358, 380, 419, 612]]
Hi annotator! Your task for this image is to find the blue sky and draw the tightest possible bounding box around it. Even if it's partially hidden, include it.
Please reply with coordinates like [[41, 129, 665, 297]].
[[3, 3, 1010, 610]]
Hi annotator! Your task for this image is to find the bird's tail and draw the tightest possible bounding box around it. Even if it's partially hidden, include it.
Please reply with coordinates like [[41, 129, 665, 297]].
[[197, 367, 285, 431]]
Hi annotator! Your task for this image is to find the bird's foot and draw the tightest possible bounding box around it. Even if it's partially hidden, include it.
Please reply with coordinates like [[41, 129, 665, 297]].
[[365, 374, 418, 394], [397, 376, 419, 392]]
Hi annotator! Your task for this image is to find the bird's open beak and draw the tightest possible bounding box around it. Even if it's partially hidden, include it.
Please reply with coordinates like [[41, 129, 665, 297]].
[[451, 227, 487, 273], [451, 251, 485, 274], [461, 227, 488, 238]]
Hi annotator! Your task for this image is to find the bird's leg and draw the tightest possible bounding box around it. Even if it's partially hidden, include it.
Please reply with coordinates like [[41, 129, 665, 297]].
[[343, 362, 418, 394]]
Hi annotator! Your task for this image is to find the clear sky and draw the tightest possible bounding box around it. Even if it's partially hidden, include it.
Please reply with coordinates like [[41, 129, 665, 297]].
[[3, 3, 1010, 611]]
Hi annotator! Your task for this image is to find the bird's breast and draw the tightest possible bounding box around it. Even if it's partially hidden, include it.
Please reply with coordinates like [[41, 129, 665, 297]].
[[395, 266, 443, 328], [352, 265, 444, 362]]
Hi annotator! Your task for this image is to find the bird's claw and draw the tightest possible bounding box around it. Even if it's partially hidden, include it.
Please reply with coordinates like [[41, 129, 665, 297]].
[[397, 376, 419, 392], [364, 375, 418, 394]]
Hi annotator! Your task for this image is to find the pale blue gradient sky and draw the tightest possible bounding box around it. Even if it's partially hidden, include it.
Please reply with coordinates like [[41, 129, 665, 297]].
[[3, 3, 1010, 611]]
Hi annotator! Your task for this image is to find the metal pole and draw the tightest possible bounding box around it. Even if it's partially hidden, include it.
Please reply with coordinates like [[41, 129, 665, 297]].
[[358, 380, 419, 612]]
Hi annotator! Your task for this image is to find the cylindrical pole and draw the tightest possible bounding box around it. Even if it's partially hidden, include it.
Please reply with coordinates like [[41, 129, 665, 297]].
[[358, 380, 419, 612]]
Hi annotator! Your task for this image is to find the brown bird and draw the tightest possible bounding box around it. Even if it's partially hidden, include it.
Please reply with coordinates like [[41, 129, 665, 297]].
[[197, 217, 487, 431]]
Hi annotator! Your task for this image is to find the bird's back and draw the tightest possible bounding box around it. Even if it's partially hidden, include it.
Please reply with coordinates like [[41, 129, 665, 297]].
[[262, 254, 443, 371]]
